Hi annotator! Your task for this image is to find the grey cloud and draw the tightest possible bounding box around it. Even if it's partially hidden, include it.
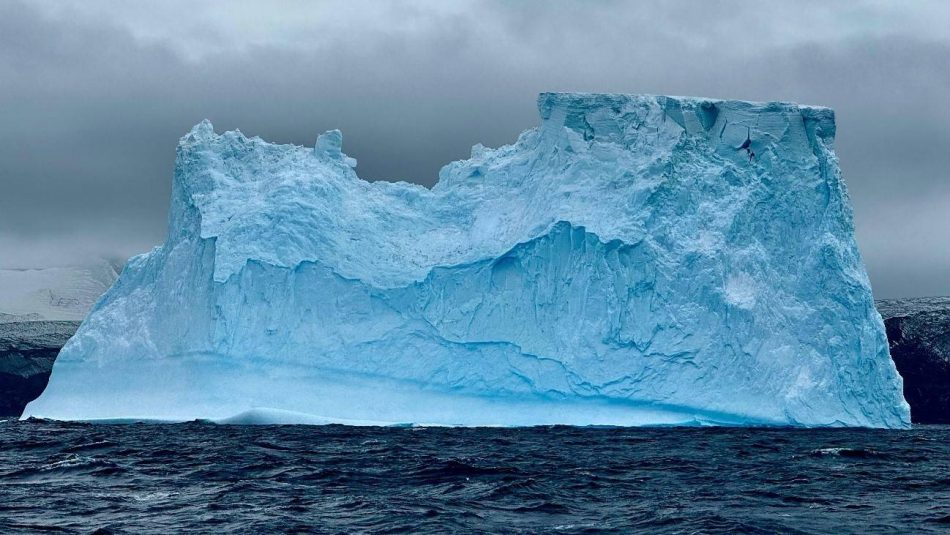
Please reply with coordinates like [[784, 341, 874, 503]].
[[0, 0, 948, 298]]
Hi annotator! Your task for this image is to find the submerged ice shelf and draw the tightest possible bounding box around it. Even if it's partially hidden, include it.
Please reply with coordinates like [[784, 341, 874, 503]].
[[24, 93, 911, 427]]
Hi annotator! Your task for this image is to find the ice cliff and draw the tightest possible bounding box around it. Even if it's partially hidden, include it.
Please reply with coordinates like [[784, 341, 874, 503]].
[[24, 93, 911, 427]]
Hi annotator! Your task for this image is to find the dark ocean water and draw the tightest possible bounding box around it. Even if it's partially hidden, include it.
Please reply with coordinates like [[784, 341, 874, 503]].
[[2, 420, 950, 534]]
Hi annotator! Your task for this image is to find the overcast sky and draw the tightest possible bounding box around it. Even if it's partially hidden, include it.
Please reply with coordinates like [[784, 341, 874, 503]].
[[1, 0, 948, 298]]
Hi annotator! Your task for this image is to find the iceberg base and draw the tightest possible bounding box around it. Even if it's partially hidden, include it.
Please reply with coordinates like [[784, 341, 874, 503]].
[[26, 356, 849, 427]]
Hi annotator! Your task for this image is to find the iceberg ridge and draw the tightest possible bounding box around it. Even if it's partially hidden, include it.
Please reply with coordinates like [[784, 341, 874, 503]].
[[24, 93, 910, 427]]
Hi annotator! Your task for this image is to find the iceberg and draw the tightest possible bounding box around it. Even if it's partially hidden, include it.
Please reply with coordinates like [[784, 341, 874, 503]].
[[24, 93, 911, 427]]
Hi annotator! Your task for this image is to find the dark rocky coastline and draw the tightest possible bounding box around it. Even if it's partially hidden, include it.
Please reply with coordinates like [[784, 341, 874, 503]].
[[877, 297, 950, 424], [0, 320, 79, 417]]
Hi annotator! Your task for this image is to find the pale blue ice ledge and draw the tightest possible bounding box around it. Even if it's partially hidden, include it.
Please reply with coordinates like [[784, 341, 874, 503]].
[[24, 93, 911, 428]]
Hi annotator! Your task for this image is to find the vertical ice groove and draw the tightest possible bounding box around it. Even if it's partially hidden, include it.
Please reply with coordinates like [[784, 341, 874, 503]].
[[24, 94, 910, 428]]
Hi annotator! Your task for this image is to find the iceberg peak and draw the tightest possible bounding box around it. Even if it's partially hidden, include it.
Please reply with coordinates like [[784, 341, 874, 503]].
[[314, 129, 356, 167], [535, 92, 836, 164], [185, 119, 215, 143]]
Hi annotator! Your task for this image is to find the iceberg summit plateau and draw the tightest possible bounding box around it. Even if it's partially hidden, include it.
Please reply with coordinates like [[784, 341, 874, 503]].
[[24, 93, 911, 428]]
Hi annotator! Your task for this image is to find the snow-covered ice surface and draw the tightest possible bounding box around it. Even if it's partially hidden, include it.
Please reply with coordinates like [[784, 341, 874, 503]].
[[24, 93, 910, 428]]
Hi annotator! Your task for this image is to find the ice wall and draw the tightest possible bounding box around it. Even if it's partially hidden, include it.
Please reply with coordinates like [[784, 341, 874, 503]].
[[24, 93, 911, 427]]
